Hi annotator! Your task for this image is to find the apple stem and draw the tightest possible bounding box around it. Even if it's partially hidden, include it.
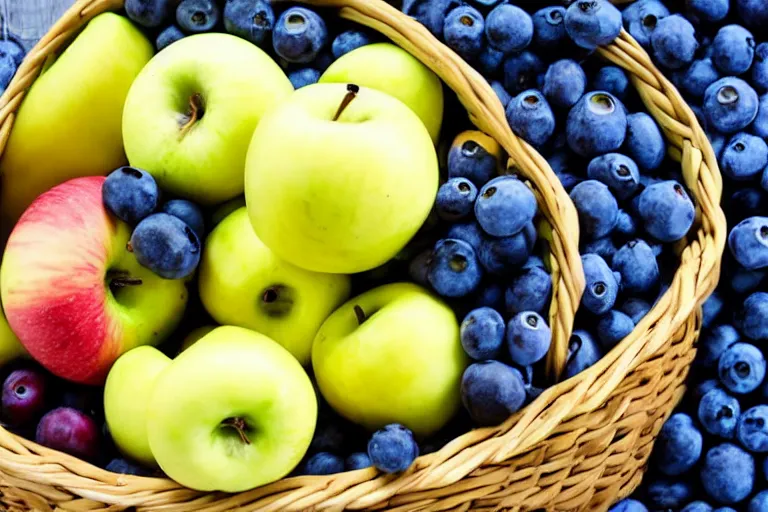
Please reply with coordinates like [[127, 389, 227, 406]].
[[353, 304, 366, 325], [222, 417, 251, 445], [179, 93, 205, 137], [110, 277, 143, 288], [332, 84, 360, 121]]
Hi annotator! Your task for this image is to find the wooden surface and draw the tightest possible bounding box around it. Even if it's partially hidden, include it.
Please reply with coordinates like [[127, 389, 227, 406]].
[[2, 0, 75, 49]]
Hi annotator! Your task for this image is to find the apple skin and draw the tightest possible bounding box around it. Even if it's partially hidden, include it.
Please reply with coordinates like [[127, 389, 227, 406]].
[[122, 33, 294, 205], [0, 177, 188, 385], [0, 301, 28, 366], [104, 346, 171, 467], [0, 13, 153, 236], [312, 282, 468, 437], [178, 325, 216, 354], [147, 325, 317, 492], [198, 207, 351, 365], [244, 83, 439, 274], [320, 43, 444, 143]]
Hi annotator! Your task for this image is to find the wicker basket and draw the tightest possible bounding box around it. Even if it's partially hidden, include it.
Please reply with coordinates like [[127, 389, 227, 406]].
[[0, 0, 726, 510]]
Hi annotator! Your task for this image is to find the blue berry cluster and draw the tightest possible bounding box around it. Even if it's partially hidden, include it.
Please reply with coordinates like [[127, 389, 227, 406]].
[[102, 166, 204, 280], [0, 34, 26, 96], [124, 0, 378, 88]]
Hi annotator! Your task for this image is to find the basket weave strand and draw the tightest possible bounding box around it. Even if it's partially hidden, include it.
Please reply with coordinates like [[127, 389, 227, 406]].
[[0, 0, 725, 510]]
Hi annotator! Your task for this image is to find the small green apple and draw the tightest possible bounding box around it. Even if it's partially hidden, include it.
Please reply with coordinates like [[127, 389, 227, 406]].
[[104, 346, 171, 467], [209, 195, 245, 229], [199, 207, 350, 365], [178, 325, 216, 354], [312, 282, 468, 437], [244, 83, 439, 274], [319, 43, 444, 143], [147, 326, 317, 492], [122, 33, 294, 205]]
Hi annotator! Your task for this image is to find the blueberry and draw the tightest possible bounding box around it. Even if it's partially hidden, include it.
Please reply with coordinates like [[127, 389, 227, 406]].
[[506, 312, 551, 366], [435, 178, 478, 221], [408, 250, 431, 287], [737, 405, 768, 453], [637, 181, 695, 243], [485, 4, 532, 54], [547, 152, 583, 191], [731, 267, 767, 294], [694, 379, 723, 401], [654, 413, 703, 476], [443, 6, 485, 60], [502, 51, 545, 96], [749, 490, 768, 511], [738, 292, 768, 340], [729, 188, 768, 223], [447, 132, 499, 187], [125, 0, 171, 27], [522, 255, 545, 270], [489, 80, 511, 107], [130, 213, 201, 280], [460, 307, 505, 360], [331, 30, 372, 59], [704, 77, 759, 134], [736, 0, 768, 30], [687, 0, 730, 23], [345, 452, 372, 471], [0, 54, 16, 94], [614, 210, 637, 237], [609, 499, 648, 512], [564, 330, 602, 379], [477, 47, 505, 78], [570, 180, 619, 239], [622, 0, 670, 49], [367, 424, 418, 473], [753, 43, 768, 94], [597, 310, 634, 350], [755, 94, 768, 140], [288, 68, 321, 89], [532, 7, 567, 50], [505, 90, 556, 148], [682, 501, 714, 512], [0, 38, 25, 68], [542, 60, 587, 110], [587, 153, 640, 200], [625, 112, 665, 171], [564, 0, 622, 50], [102, 167, 159, 225], [461, 361, 526, 425], [304, 452, 344, 475], [592, 66, 629, 101], [156, 25, 185, 51], [646, 479, 693, 509], [612, 240, 660, 294], [700, 443, 755, 504], [475, 176, 537, 237], [222, 0, 273, 46], [729, 217, 768, 270], [446, 222, 483, 252], [702, 292, 724, 328], [581, 253, 620, 315], [566, 92, 628, 157], [699, 388, 741, 439], [505, 266, 551, 316], [401, 0, 460, 38], [309, 419, 346, 452], [273, 7, 328, 64], [176, 0, 219, 33], [583, 237, 618, 265], [621, 298, 651, 324], [698, 324, 740, 369], [105, 458, 152, 476], [474, 282, 505, 311], [712, 25, 756, 76], [721, 133, 768, 181], [650, 15, 698, 70], [162, 199, 204, 240], [709, 131, 728, 158], [478, 223, 536, 275], [428, 239, 482, 297]]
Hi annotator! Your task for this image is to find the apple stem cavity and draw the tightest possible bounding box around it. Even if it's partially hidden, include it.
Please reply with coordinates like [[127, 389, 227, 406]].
[[221, 417, 251, 445], [332, 84, 360, 122], [107, 270, 143, 291], [179, 93, 206, 137], [353, 304, 366, 325]]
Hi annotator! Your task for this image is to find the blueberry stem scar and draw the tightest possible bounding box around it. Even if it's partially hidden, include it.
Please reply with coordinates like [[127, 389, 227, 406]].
[[221, 417, 251, 445], [333, 84, 360, 121], [353, 304, 366, 325]]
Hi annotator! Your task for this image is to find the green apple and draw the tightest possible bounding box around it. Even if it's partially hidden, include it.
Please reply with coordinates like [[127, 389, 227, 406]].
[[209, 195, 245, 229], [122, 33, 293, 205], [244, 83, 439, 274], [199, 207, 350, 366], [0, 300, 27, 366], [147, 326, 317, 492], [0, 13, 153, 237], [320, 43, 444, 143], [312, 282, 468, 437], [178, 325, 216, 354], [104, 346, 171, 467]]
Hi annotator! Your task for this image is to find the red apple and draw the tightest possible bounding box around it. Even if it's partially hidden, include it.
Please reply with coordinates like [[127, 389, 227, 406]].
[[0, 177, 188, 385]]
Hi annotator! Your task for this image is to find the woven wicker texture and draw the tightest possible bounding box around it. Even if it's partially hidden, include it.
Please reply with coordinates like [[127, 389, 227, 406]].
[[0, 0, 726, 510]]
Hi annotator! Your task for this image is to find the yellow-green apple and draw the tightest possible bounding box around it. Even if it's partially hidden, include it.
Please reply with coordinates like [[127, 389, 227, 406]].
[[312, 282, 467, 437], [319, 43, 444, 143], [0, 302, 27, 365], [178, 325, 216, 354], [0, 177, 188, 385], [147, 325, 317, 492], [244, 83, 439, 274], [0, 13, 153, 237], [122, 33, 293, 205], [198, 207, 350, 365], [209, 195, 245, 229], [104, 346, 171, 467]]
